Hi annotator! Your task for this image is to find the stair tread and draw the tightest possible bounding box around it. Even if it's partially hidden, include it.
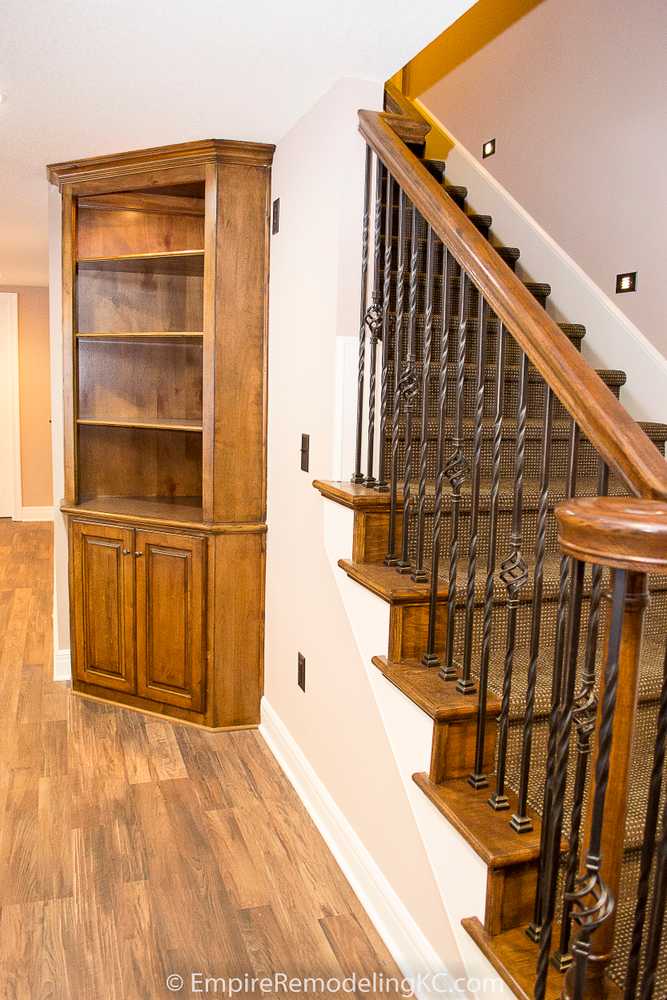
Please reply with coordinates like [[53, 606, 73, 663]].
[[372, 654, 500, 721], [462, 917, 623, 1000], [339, 554, 667, 607], [413, 773, 548, 868]]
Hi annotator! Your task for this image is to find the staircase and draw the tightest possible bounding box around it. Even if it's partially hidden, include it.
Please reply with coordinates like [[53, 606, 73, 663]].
[[314, 88, 667, 999]]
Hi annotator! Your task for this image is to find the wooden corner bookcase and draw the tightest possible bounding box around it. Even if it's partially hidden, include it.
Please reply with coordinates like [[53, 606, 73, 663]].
[[48, 138, 275, 729]]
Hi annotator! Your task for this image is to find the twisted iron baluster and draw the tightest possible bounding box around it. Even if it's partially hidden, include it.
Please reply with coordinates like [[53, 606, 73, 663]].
[[489, 351, 530, 810], [352, 144, 373, 484], [457, 294, 488, 695], [439, 266, 470, 682], [625, 640, 667, 999], [553, 459, 610, 967], [384, 187, 408, 565], [376, 172, 395, 493], [533, 558, 587, 1000], [639, 758, 667, 1000], [469, 322, 507, 788], [510, 383, 554, 831], [423, 249, 451, 666], [364, 158, 385, 487], [397, 203, 420, 574], [562, 571, 627, 1000], [529, 421, 581, 941], [412, 225, 436, 583]]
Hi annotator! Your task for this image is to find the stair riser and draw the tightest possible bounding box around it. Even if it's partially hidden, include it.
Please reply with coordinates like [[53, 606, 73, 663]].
[[394, 431, 631, 481], [381, 274, 550, 314], [381, 316, 584, 368]]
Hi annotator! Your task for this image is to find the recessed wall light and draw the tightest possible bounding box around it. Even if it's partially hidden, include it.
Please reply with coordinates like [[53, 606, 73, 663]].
[[482, 138, 496, 159], [616, 271, 637, 293]]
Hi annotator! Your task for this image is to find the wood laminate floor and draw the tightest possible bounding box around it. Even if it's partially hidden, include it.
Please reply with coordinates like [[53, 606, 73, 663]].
[[0, 521, 407, 999]]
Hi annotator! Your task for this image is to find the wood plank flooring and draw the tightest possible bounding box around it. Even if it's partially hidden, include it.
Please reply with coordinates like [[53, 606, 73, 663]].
[[0, 521, 407, 998]]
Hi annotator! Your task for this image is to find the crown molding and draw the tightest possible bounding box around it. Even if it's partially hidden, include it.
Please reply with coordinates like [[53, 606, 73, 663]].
[[47, 138, 275, 189]]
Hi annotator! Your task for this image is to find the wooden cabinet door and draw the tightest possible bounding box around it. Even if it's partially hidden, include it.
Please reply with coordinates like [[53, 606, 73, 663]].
[[71, 521, 136, 693], [135, 529, 206, 713]]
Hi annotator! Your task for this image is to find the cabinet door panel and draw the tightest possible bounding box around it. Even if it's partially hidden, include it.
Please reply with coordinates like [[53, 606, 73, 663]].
[[71, 521, 136, 692], [135, 529, 206, 712]]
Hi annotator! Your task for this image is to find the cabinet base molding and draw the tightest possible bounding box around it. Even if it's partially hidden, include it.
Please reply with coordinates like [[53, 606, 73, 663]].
[[70, 688, 259, 733]]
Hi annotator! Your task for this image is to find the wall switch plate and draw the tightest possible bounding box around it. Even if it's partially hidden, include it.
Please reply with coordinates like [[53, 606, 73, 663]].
[[272, 197, 280, 235], [300, 433, 310, 472], [297, 652, 306, 692]]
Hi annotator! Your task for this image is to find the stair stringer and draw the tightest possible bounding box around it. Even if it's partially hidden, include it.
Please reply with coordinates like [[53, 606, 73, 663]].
[[322, 499, 517, 1000]]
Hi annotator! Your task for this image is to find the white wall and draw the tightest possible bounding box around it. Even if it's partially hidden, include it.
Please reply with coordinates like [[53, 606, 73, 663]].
[[48, 184, 70, 679], [264, 76, 469, 984]]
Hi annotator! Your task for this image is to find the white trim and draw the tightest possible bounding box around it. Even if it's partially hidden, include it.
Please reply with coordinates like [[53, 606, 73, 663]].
[[16, 505, 54, 522], [260, 699, 464, 1000], [414, 99, 667, 424], [53, 648, 71, 681]]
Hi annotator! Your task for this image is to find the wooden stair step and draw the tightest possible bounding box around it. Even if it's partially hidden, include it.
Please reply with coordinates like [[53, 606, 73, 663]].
[[312, 479, 393, 510], [337, 558, 444, 604], [413, 773, 545, 869], [372, 655, 500, 721], [462, 918, 623, 1000]]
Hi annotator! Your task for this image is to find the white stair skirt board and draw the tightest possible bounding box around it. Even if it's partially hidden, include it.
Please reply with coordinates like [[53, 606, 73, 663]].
[[17, 506, 55, 522], [260, 698, 467, 1000], [53, 648, 71, 682], [414, 98, 667, 426], [323, 502, 513, 1000]]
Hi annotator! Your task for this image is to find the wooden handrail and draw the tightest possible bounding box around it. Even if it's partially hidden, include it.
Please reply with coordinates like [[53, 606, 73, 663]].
[[358, 109, 667, 501]]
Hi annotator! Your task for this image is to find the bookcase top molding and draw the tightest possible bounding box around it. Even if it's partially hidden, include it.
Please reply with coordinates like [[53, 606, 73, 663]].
[[47, 137, 276, 190]]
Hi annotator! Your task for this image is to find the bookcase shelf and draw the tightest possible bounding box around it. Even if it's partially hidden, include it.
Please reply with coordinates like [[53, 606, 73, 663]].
[[77, 250, 205, 275], [77, 417, 203, 432], [77, 332, 204, 343], [51, 137, 274, 730]]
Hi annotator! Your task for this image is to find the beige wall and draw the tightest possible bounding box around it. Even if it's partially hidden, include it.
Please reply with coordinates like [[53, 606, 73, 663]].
[[265, 77, 465, 975], [412, 0, 667, 358], [0, 285, 52, 507]]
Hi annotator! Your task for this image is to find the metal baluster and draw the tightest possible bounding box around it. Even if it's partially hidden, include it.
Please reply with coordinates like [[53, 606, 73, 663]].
[[422, 249, 451, 666], [364, 158, 385, 487], [412, 225, 436, 582], [376, 172, 395, 493], [469, 322, 507, 788], [625, 641, 667, 999], [510, 383, 554, 831], [352, 144, 373, 484], [440, 266, 470, 681], [489, 351, 530, 810], [564, 571, 627, 1000], [639, 767, 667, 1000], [553, 459, 610, 968], [458, 294, 489, 694], [529, 421, 581, 941], [533, 558, 587, 1000], [384, 188, 408, 565], [397, 203, 420, 573]]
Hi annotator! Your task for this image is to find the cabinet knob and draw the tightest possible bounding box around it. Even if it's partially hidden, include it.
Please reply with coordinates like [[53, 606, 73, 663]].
[[122, 549, 131, 556], [134, 551, 143, 558]]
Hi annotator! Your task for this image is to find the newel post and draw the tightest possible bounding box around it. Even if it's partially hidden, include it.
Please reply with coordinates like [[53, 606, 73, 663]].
[[555, 497, 667, 998]]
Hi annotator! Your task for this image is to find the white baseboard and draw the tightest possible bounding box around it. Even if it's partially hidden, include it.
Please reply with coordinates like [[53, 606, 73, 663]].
[[16, 505, 54, 522], [53, 647, 71, 681], [260, 699, 464, 1000]]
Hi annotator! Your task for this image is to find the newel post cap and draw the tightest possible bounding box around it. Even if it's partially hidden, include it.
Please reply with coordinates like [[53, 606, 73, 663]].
[[555, 496, 667, 573]]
